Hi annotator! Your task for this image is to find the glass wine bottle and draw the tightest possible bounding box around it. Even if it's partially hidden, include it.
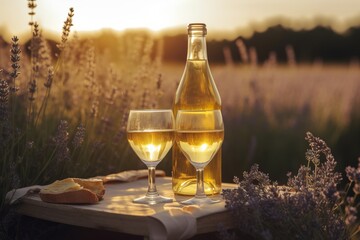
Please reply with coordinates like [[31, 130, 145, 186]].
[[172, 23, 222, 195]]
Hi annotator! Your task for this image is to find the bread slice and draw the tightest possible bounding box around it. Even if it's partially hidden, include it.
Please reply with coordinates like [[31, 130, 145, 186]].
[[39, 178, 105, 204], [72, 178, 105, 200]]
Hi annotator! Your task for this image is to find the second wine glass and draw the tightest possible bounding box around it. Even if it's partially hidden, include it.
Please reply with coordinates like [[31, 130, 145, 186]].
[[175, 109, 224, 205]]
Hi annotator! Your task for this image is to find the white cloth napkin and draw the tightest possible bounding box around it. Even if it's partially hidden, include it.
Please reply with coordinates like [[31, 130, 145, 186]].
[[149, 200, 226, 240], [6, 186, 41, 205], [149, 206, 197, 240]]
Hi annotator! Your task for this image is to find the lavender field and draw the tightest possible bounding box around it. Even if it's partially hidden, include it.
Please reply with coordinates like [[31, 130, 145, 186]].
[[160, 62, 360, 183], [1, 30, 359, 195], [0, 5, 359, 238]]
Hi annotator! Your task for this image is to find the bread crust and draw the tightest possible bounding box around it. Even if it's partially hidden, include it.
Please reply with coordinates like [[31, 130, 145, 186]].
[[39, 188, 99, 204], [73, 178, 105, 200]]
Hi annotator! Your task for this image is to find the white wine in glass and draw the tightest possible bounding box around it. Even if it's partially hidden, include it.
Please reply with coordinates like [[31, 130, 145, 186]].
[[127, 109, 174, 205], [176, 110, 224, 205]]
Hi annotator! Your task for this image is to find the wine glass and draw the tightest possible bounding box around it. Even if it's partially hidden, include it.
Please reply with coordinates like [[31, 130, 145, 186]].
[[175, 109, 224, 205], [127, 109, 174, 205]]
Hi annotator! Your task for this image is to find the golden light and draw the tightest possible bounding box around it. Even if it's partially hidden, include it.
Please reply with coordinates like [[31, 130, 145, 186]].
[[200, 143, 209, 152], [0, 0, 359, 41], [38, 0, 184, 33], [146, 144, 161, 161]]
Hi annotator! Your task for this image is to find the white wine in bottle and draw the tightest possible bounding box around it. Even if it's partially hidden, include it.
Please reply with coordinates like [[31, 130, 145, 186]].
[[172, 23, 222, 195]]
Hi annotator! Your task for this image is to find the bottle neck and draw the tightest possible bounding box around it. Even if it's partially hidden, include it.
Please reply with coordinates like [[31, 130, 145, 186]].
[[187, 34, 208, 60]]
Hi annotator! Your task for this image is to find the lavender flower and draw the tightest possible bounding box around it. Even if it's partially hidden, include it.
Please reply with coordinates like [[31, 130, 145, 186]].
[[28, 77, 37, 102], [36, 37, 52, 79], [72, 124, 85, 148], [44, 67, 54, 88], [105, 87, 117, 106], [222, 132, 348, 240], [156, 74, 162, 90], [305, 149, 320, 166], [0, 77, 9, 122], [100, 117, 112, 134], [305, 132, 334, 158], [32, 21, 40, 38], [27, 0, 37, 26], [345, 206, 357, 225], [57, 8, 74, 51], [9, 36, 21, 92], [114, 90, 130, 143], [344, 157, 360, 235], [84, 45, 95, 89], [0, 76, 12, 149], [28, 23, 40, 102], [140, 88, 149, 109], [90, 100, 99, 118], [345, 158, 360, 183], [53, 120, 70, 163]]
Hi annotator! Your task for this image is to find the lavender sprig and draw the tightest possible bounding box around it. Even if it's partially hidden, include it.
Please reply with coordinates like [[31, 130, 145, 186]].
[[72, 123, 85, 149], [0, 77, 9, 122], [223, 132, 349, 240], [53, 120, 70, 163], [344, 158, 360, 237], [9, 36, 21, 92], [57, 8, 74, 51]]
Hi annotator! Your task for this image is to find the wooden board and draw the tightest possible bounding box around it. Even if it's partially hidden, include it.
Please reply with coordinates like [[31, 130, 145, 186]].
[[14, 177, 236, 238]]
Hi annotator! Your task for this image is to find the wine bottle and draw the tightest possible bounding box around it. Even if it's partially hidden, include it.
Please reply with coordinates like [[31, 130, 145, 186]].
[[172, 23, 222, 195]]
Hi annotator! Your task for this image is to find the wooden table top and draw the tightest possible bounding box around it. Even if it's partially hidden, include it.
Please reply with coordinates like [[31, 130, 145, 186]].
[[14, 177, 236, 239]]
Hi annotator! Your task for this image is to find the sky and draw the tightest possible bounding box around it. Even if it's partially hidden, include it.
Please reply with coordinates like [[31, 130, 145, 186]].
[[0, 0, 360, 41]]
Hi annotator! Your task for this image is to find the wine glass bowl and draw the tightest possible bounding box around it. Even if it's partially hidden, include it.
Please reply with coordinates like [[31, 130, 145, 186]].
[[127, 109, 174, 205], [175, 110, 224, 205]]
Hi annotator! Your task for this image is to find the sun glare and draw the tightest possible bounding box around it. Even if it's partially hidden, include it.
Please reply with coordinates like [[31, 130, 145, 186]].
[[1, 0, 359, 40], [38, 0, 182, 33]]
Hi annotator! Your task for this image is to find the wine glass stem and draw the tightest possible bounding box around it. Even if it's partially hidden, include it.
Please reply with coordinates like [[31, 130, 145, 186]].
[[147, 167, 159, 197], [195, 168, 206, 198]]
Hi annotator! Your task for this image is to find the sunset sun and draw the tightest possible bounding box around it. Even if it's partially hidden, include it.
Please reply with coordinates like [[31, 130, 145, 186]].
[[2, 0, 359, 39]]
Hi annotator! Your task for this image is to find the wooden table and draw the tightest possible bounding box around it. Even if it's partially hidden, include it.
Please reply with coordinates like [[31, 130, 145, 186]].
[[13, 177, 236, 240]]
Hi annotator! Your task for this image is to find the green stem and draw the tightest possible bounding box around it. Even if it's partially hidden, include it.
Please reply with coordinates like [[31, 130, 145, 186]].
[[34, 50, 64, 127], [31, 148, 56, 185], [350, 227, 360, 239], [34, 88, 51, 127], [306, 158, 311, 187]]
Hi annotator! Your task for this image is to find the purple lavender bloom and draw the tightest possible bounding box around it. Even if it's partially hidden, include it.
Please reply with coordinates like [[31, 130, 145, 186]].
[[222, 132, 349, 240]]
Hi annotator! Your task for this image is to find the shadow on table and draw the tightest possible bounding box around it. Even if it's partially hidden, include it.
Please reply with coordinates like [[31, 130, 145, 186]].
[[5, 214, 253, 240]]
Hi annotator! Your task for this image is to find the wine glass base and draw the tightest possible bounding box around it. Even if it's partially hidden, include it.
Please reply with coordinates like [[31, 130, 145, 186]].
[[133, 195, 173, 205], [181, 196, 221, 206]]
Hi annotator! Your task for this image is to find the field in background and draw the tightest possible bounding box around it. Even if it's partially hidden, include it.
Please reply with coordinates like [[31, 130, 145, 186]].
[[159, 63, 360, 183]]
